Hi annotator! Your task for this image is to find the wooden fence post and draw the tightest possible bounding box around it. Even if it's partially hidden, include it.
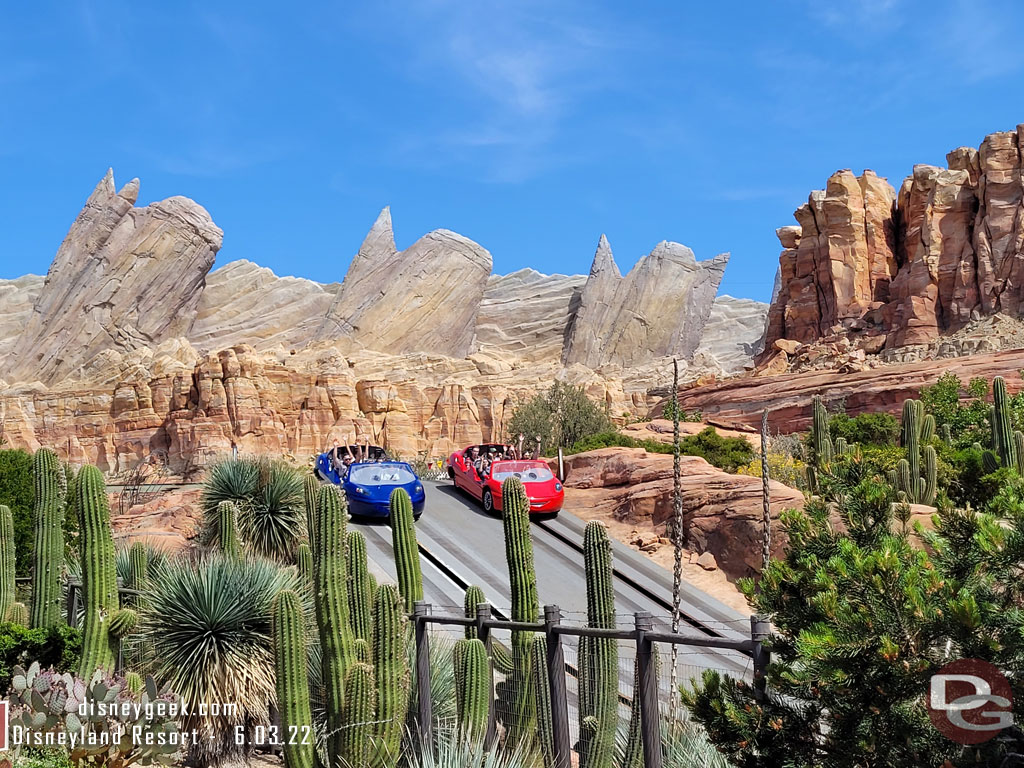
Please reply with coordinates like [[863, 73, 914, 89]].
[[750, 614, 770, 702], [413, 601, 433, 746], [476, 602, 498, 749], [544, 605, 571, 768], [636, 611, 663, 768]]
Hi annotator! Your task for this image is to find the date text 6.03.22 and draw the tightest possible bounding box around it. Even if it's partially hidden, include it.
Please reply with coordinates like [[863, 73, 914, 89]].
[[236, 725, 313, 746]]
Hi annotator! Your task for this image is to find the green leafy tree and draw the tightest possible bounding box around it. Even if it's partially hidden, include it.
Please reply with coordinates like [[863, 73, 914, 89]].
[[507, 382, 612, 455], [683, 461, 1024, 768], [0, 449, 34, 575]]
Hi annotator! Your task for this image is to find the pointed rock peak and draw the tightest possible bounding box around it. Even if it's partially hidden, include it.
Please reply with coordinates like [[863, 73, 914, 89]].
[[589, 234, 620, 278], [117, 178, 140, 205], [88, 168, 117, 204], [360, 206, 396, 257]]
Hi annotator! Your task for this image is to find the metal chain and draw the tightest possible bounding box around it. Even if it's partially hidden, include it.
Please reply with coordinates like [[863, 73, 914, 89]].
[[670, 359, 683, 714], [761, 409, 771, 574]]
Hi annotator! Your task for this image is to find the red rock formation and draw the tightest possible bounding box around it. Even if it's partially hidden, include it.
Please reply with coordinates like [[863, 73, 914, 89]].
[[558, 447, 803, 578], [763, 125, 1024, 354], [676, 347, 1024, 433]]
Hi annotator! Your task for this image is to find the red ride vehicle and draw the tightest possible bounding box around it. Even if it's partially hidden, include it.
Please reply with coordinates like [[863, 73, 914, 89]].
[[447, 444, 564, 515]]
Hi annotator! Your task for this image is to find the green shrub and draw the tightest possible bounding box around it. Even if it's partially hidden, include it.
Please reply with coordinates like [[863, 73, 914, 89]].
[[0, 449, 34, 576], [661, 401, 702, 423], [827, 412, 899, 447], [569, 428, 753, 472], [508, 382, 613, 455], [0, 622, 81, 688]]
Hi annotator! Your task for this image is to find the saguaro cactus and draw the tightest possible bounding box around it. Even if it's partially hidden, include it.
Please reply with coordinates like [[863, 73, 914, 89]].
[[78, 465, 135, 679], [805, 396, 834, 491], [455, 637, 491, 743], [313, 485, 353, 759], [346, 531, 373, 642], [30, 448, 64, 629], [501, 476, 539, 741], [303, 474, 319, 551], [216, 501, 241, 559], [529, 634, 553, 763], [389, 488, 422, 612], [272, 589, 315, 768], [895, 399, 936, 505], [296, 543, 313, 588], [993, 376, 1018, 470], [463, 585, 486, 639], [7, 603, 28, 627], [579, 522, 617, 768], [0, 505, 15, 623], [371, 584, 411, 763], [341, 661, 376, 768]]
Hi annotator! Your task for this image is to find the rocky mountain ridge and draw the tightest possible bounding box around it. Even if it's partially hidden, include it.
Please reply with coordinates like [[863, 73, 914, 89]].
[[762, 123, 1024, 365]]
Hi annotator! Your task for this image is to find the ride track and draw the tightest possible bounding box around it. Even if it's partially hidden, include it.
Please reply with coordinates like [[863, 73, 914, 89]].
[[353, 479, 754, 689]]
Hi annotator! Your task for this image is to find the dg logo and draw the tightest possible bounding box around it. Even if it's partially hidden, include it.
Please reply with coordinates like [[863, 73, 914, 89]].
[[928, 658, 1014, 745]]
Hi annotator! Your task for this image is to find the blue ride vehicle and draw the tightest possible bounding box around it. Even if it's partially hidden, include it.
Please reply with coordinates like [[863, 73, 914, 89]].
[[315, 445, 425, 519]]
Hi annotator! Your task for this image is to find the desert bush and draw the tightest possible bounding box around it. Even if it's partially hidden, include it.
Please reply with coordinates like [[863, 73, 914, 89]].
[[568, 428, 754, 472], [0, 622, 81, 689], [826, 411, 899, 446], [0, 449, 35, 576], [141, 553, 298, 766], [507, 382, 613, 455], [201, 456, 304, 561], [737, 452, 806, 490], [919, 372, 993, 447], [661, 400, 702, 423]]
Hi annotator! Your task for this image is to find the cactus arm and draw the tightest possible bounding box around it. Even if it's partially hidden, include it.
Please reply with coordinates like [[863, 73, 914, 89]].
[[371, 584, 411, 764], [994, 377, 1018, 469], [529, 634, 553, 761], [580, 522, 617, 768], [346, 531, 373, 642], [463, 584, 486, 640], [341, 661, 377, 768], [303, 474, 319, 552], [216, 501, 242, 559], [922, 445, 937, 506]]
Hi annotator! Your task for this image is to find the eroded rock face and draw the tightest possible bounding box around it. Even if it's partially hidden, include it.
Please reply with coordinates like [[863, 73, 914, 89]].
[[563, 236, 729, 369], [6, 171, 223, 386], [0, 275, 44, 363], [697, 295, 768, 372], [474, 269, 585, 364], [558, 447, 802, 578], [191, 260, 338, 352], [314, 208, 492, 358], [763, 125, 1024, 355]]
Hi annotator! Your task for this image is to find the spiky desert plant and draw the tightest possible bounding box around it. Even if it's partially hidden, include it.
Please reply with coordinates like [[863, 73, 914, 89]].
[[578, 521, 617, 768], [404, 725, 537, 768], [303, 473, 319, 550], [142, 554, 296, 766], [993, 376, 1018, 469], [940, 422, 953, 445], [127, 542, 148, 592], [894, 399, 936, 504], [900, 400, 922, 489], [501, 476, 539, 742], [273, 589, 315, 768], [454, 637, 491, 743], [463, 585, 486, 639], [389, 488, 423, 612], [529, 635, 553, 763], [30, 448, 64, 629], [341, 661, 377, 768], [78, 465, 136, 679], [124, 670, 145, 695], [215, 501, 242, 559], [372, 583, 411, 764], [297, 542, 313, 588], [0, 504, 15, 623], [202, 457, 304, 561], [313, 484, 354, 761], [347, 530, 374, 642]]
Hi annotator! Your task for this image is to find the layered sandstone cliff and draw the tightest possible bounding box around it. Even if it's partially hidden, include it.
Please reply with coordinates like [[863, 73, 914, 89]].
[[563, 236, 729, 368], [5, 171, 223, 387], [763, 125, 1024, 357]]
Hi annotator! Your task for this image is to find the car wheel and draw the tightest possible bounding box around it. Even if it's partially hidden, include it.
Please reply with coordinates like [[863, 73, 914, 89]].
[[482, 489, 494, 513], [448, 467, 456, 480]]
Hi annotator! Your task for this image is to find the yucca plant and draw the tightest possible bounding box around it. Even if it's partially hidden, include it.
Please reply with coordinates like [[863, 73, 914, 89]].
[[406, 723, 540, 768], [201, 456, 305, 561], [141, 553, 299, 766], [615, 708, 730, 768]]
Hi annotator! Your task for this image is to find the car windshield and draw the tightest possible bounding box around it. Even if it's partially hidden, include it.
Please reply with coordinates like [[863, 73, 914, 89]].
[[491, 462, 554, 483], [348, 464, 416, 485]]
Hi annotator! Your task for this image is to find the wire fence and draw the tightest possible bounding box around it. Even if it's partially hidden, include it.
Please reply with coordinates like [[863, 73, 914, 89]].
[[413, 601, 767, 768]]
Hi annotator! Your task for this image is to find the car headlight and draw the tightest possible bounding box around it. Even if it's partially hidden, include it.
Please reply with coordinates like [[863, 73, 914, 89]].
[[354, 487, 366, 495], [555, 482, 562, 491], [415, 485, 423, 494]]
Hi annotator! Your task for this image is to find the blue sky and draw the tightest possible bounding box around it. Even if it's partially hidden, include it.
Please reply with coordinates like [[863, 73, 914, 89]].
[[2, 1, 1023, 302]]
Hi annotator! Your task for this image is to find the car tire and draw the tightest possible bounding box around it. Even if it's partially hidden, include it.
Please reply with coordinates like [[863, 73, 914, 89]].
[[448, 467, 456, 480], [482, 489, 494, 514]]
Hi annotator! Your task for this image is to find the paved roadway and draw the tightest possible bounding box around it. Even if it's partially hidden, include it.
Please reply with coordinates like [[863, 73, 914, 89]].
[[353, 480, 753, 682]]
